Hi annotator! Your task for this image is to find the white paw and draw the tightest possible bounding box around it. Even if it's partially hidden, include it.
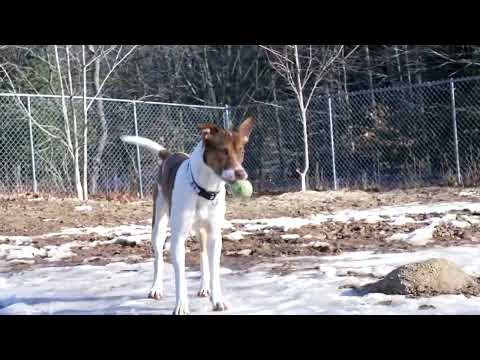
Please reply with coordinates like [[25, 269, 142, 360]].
[[211, 298, 230, 312], [148, 288, 164, 300], [173, 301, 190, 315], [197, 288, 211, 297]]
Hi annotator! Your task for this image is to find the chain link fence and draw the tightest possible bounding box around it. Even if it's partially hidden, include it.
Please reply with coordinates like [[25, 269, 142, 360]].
[[1, 75, 480, 197], [0, 94, 224, 196], [230, 76, 480, 192]]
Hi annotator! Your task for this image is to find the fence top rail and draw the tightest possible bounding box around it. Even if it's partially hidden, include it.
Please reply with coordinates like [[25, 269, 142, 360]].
[[3, 74, 480, 113], [232, 74, 480, 111], [318, 74, 480, 100], [0, 92, 227, 110]]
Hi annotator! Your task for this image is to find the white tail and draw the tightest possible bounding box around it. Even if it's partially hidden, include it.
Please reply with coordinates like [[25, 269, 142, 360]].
[[120, 135, 165, 153]]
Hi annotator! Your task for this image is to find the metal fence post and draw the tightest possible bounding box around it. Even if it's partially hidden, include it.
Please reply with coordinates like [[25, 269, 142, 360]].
[[132, 101, 144, 198], [450, 79, 462, 185], [223, 104, 230, 129], [27, 96, 38, 193], [328, 97, 338, 190]]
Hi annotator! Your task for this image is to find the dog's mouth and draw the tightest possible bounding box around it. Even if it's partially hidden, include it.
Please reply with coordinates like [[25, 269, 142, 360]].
[[221, 168, 248, 183]]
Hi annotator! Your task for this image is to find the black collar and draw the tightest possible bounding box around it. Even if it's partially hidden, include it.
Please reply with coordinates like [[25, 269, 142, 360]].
[[188, 162, 219, 201]]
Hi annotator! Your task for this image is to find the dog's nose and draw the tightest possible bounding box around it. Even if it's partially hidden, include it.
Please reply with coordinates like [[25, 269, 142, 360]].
[[234, 169, 247, 180]]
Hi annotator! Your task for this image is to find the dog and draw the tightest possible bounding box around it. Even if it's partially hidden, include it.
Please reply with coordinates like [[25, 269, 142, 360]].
[[121, 117, 255, 314]]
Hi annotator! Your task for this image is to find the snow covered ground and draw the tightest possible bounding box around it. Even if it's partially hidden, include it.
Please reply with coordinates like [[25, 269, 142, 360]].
[[2, 200, 480, 315], [2, 245, 480, 315]]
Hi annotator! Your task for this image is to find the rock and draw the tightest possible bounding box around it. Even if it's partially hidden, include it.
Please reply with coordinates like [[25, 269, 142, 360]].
[[302, 241, 330, 251], [358, 258, 480, 297], [226, 249, 252, 256], [237, 249, 252, 256], [115, 238, 138, 247], [82, 256, 102, 263], [376, 300, 393, 306], [312, 241, 330, 250], [418, 304, 436, 310]]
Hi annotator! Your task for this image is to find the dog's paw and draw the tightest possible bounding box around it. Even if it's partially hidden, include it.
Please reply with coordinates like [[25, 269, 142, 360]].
[[211, 300, 230, 312], [197, 288, 211, 297], [148, 288, 164, 300], [172, 302, 190, 315]]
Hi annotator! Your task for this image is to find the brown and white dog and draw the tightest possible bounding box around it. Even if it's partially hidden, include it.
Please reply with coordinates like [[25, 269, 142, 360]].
[[121, 117, 254, 314]]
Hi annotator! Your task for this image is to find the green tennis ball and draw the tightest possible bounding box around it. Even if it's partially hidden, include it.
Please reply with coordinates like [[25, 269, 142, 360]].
[[231, 180, 253, 198]]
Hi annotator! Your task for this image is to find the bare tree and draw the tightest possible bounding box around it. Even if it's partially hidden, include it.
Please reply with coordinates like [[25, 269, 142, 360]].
[[1, 46, 86, 199], [0, 45, 138, 201], [260, 45, 358, 191], [82, 45, 139, 198]]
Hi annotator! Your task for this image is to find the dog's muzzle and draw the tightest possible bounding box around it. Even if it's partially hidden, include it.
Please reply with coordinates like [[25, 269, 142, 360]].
[[222, 168, 248, 182]]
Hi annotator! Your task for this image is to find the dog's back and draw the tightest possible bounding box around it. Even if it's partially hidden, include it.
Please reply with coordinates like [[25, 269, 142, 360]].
[[156, 152, 189, 211]]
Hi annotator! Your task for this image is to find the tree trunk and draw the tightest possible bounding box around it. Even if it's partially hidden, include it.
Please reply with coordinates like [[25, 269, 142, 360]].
[[394, 45, 403, 82], [203, 46, 217, 105], [293, 45, 310, 192], [342, 47, 349, 104], [89, 46, 108, 195], [82, 45, 89, 201], [57, 45, 84, 201], [272, 83, 286, 180], [404, 45, 412, 86], [68, 96, 83, 201], [365, 45, 376, 107], [299, 107, 309, 192], [414, 46, 423, 84]]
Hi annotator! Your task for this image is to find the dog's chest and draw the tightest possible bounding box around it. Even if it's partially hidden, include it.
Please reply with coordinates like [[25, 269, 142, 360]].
[[194, 193, 226, 225]]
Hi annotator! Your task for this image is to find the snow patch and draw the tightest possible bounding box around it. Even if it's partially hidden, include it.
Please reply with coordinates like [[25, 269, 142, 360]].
[[75, 205, 93, 212], [403, 224, 437, 246], [224, 231, 249, 241], [1, 245, 46, 260], [392, 216, 416, 226], [280, 234, 301, 240], [231, 201, 480, 232], [0, 236, 33, 245], [3, 246, 480, 314]]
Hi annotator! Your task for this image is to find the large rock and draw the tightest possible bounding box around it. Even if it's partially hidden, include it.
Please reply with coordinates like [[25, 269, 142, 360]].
[[358, 258, 480, 297]]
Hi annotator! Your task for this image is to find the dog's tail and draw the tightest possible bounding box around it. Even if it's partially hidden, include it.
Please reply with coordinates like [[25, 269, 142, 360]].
[[120, 135, 170, 160]]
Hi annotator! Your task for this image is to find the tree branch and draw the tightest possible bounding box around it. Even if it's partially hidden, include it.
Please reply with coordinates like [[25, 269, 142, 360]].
[[86, 45, 139, 111]]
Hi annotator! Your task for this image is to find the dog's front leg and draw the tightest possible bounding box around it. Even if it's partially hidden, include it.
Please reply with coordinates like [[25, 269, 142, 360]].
[[207, 226, 229, 311], [196, 228, 210, 297], [170, 221, 192, 315]]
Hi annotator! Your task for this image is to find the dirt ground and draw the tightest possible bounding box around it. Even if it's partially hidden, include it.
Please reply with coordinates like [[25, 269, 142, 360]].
[[2, 186, 479, 236], [1, 186, 480, 274]]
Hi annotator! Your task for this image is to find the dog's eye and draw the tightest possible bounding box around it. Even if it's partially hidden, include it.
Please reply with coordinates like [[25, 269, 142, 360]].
[[223, 148, 229, 156]]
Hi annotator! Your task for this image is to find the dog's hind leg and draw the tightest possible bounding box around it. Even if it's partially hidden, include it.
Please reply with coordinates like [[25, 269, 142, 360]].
[[196, 227, 210, 297], [148, 187, 169, 300]]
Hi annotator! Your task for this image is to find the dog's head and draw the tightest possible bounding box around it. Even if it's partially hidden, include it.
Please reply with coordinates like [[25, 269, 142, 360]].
[[198, 117, 255, 183]]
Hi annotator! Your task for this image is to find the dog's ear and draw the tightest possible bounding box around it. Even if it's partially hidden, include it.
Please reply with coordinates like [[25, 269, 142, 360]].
[[238, 117, 255, 143], [198, 123, 221, 142]]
